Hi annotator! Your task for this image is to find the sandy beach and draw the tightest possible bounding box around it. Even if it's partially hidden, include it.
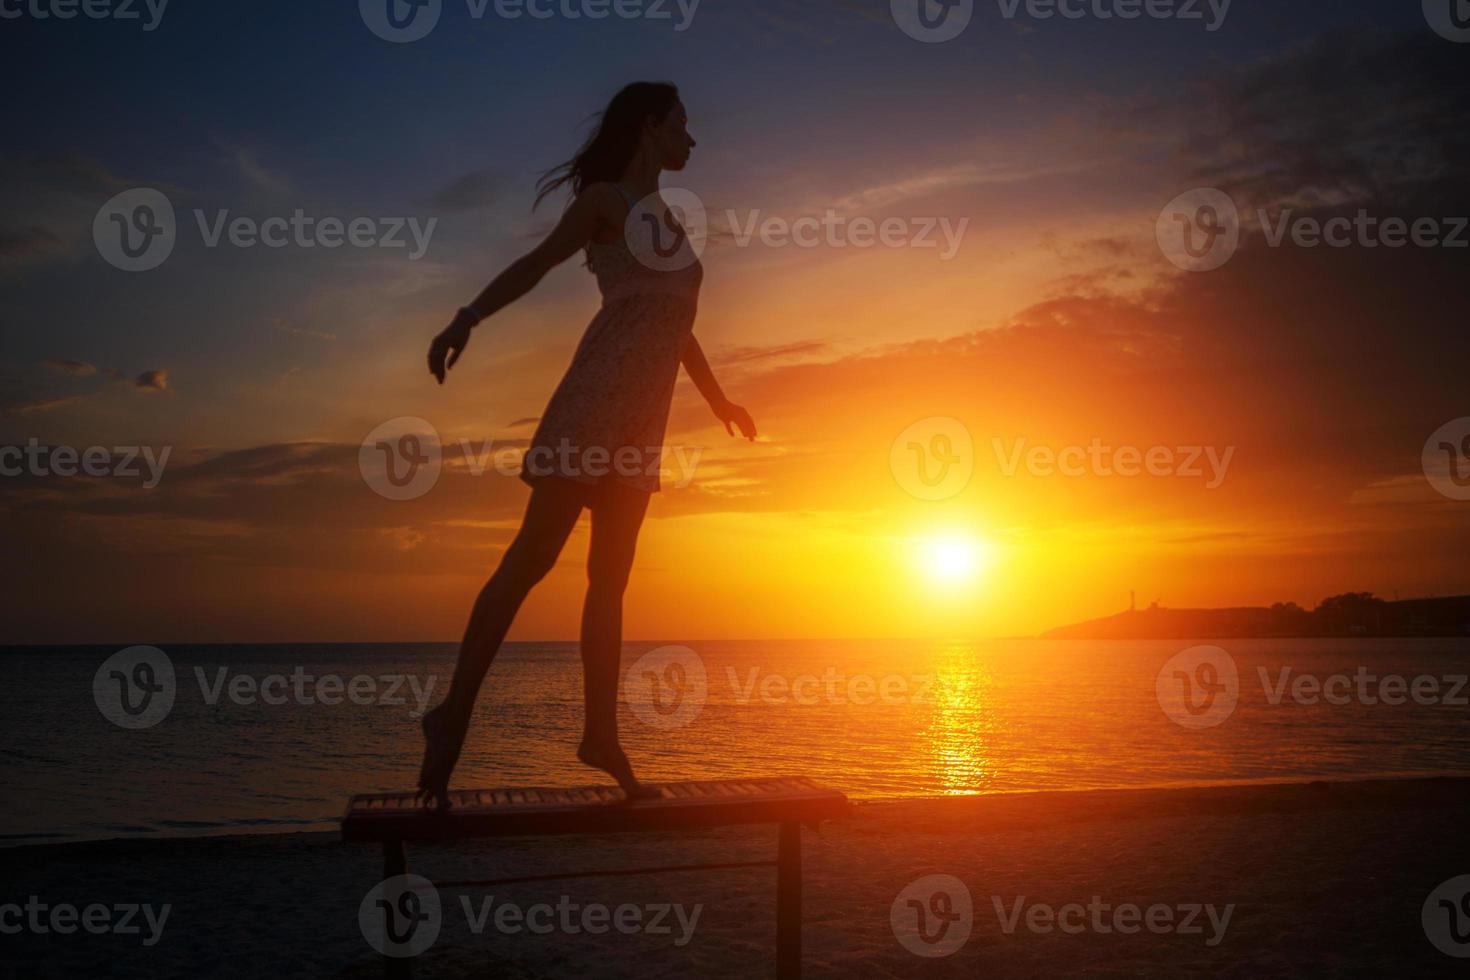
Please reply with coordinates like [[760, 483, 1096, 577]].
[[7, 776, 1468, 978]]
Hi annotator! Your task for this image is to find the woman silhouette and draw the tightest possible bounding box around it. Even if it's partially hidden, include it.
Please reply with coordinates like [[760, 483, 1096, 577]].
[[418, 82, 756, 809]]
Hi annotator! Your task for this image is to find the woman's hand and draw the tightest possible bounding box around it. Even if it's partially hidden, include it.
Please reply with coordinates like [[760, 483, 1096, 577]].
[[714, 399, 757, 441], [425, 187, 614, 386], [428, 313, 474, 385]]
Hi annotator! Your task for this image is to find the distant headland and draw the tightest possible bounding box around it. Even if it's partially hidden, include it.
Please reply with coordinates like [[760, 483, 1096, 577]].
[[1042, 592, 1470, 639]]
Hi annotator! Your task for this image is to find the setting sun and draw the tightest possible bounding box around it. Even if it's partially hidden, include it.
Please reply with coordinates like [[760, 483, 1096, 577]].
[[914, 533, 994, 587]]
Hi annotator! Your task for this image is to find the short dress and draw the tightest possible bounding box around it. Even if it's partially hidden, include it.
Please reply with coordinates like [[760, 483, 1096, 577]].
[[519, 184, 704, 494]]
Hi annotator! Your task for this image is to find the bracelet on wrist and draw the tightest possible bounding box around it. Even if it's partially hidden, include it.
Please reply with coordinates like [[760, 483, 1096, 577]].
[[457, 306, 483, 327]]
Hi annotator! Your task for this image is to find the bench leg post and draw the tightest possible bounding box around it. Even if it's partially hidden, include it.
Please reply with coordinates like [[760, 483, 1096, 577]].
[[777, 821, 802, 979], [382, 838, 412, 980]]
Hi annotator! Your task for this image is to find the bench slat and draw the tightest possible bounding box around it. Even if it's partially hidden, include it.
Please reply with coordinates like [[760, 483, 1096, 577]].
[[342, 776, 850, 842]]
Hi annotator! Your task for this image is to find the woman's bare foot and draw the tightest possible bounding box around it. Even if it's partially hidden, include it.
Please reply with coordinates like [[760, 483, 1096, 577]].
[[577, 737, 662, 801], [415, 705, 463, 811]]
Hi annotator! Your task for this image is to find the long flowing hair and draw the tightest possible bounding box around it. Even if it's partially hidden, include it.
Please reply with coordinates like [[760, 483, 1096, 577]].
[[534, 82, 680, 210]]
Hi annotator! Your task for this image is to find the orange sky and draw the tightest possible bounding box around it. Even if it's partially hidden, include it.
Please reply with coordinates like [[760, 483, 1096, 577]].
[[4, 12, 1468, 643]]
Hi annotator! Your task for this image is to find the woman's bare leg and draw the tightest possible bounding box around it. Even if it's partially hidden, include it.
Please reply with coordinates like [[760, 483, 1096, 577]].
[[575, 480, 658, 798], [417, 478, 586, 806]]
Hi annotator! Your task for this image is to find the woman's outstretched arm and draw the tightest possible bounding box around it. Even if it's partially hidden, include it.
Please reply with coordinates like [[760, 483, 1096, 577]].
[[428, 184, 621, 384], [681, 333, 757, 441]]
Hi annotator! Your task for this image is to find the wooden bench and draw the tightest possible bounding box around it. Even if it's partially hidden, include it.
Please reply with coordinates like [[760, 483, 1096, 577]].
[[343, 776, 852, 978]]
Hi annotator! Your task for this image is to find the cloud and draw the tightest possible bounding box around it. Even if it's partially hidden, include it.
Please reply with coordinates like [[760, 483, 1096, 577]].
[[132, 369, 168, 391], [30, 359, 169, 398], [816, 159, 1096, 215], [424, 169, 503, 212], [271, 317, 337, 341], [0, 150, 133, 199], [232, 148, 294, 199], [1128, 28, 1469, 212], [714, 340, 834, 365], [5, 395, 82, 416], [0, 225, 65, 268], [43, 359, 99, 376], [0, 152, 138, 271]]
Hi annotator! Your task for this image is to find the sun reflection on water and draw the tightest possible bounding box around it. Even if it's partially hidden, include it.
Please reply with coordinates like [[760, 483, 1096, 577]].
[[922, 642, 999, 795]]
